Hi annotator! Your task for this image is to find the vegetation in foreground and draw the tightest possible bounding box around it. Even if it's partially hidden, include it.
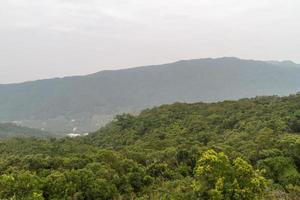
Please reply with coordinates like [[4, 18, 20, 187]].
[[0, 94, 300, 199]]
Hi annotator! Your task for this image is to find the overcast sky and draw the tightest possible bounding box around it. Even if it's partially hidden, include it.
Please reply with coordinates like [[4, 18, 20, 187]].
[[0, 0, 299, 83]]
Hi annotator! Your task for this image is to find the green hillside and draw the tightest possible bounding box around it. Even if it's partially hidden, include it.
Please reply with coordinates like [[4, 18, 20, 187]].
[[0, 123, 52, 138], [1, 57, 300, 134], [0, 94, 300, 199]]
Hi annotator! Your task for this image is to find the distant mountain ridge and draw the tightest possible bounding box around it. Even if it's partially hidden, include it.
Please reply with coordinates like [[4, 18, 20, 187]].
[[0, 57, 300, 134]]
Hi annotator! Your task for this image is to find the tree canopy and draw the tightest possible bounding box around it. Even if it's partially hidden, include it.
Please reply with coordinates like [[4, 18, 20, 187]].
[[0, 94, 300, 199]]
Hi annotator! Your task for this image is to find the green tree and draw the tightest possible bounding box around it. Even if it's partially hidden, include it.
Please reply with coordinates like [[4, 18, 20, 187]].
[[193, 149, 267, 200], [257, 156, 300, 186], [0, 171, 43, 200]]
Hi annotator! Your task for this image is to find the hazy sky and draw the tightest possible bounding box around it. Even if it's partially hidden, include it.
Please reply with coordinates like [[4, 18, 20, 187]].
[[0, 0, 299, 83]]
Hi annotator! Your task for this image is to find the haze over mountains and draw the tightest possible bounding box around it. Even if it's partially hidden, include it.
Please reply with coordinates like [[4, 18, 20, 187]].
[[0, 57, 300, 135]]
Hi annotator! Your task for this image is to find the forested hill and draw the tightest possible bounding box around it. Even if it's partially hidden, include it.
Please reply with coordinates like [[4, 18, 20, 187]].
[[0, 123, 51, 138], [0, 94, 299, 199], [0, 57, 300, 134]]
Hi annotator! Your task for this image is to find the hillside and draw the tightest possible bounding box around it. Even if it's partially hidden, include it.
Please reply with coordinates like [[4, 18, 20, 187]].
[[0, 57, 300, 134], [0, 94, 299, 199], [0, 123, 52, 138]]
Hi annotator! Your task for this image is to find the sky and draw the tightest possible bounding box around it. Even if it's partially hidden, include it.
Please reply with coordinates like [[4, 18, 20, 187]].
[[0, 0, 299, 84]]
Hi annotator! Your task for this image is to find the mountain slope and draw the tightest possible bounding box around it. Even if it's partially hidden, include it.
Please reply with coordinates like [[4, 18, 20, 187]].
[[0, 57, 300, 133], [0, 94, 299, 199], [0, 123, 51, 138]]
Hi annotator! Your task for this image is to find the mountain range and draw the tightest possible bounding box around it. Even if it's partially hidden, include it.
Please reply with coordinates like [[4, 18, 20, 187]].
[[0, 57, 299, 134]]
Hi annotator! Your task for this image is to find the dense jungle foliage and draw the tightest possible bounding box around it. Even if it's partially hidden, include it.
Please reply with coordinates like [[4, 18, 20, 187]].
[[0, 94, 300, 199]]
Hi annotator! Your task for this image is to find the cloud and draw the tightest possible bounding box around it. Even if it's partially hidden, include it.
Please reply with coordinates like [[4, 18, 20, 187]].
[[0, 0, 299, 83], [1, 0, 299, 34], [0, 0, 138, 32]]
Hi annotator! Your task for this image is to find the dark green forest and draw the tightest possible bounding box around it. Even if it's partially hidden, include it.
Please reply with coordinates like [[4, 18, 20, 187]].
[[1, 94, 300, 199]]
